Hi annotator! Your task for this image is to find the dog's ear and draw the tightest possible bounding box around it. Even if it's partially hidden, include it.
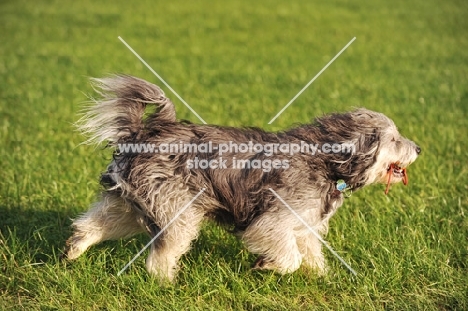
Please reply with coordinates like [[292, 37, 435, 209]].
[[357, 128, 380, 154], [314, 111, 358, 141], [323, 111, 384, 189]]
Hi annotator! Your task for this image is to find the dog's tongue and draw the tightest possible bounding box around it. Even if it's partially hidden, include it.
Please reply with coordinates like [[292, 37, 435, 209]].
[[385, 164, 408, 195]]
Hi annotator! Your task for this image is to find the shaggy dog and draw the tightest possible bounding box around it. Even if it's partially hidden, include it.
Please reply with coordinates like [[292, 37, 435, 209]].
[[64, 75, 420, 281]]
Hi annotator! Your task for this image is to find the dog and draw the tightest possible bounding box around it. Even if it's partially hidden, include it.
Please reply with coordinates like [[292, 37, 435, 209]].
[[64, 75, 420, 282]]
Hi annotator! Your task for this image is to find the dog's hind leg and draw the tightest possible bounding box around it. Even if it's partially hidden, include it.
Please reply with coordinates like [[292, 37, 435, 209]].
[[64, 192, 144, 260], [242, 211, 303, 274], [144, 186, 205, 282]]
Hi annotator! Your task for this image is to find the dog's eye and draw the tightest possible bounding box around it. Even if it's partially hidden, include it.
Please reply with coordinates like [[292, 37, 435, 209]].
[[391, 137, 396, 142]]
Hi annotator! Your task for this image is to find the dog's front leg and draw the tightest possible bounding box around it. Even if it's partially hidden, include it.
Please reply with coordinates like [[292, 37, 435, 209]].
[[296, 233, 327, 275], [242, 211, 303, 274], [63, 192, 144, 260]]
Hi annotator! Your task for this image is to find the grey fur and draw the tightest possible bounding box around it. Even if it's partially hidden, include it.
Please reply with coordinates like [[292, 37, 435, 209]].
[[64, 75, 420, 282]]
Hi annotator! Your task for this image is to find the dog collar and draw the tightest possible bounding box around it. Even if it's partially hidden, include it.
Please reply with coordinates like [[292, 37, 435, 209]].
[[336, 179, 352, 197]]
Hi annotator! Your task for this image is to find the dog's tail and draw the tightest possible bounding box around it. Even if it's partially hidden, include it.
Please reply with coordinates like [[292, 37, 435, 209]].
[[77, 75, 176, 146]]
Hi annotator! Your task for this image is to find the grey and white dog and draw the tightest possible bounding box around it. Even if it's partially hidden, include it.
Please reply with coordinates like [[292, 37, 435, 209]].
[[64, 75, 420, 282]]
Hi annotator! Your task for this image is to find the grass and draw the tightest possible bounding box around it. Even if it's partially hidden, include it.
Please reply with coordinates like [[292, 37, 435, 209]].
[[1, 0, 467, 309]]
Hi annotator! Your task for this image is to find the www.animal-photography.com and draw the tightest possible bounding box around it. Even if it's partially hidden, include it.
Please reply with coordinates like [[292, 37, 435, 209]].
[[1, 0, 466, 310]]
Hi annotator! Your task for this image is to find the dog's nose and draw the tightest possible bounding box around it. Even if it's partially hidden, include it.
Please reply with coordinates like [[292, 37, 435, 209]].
[[415, 146, 421, 154]]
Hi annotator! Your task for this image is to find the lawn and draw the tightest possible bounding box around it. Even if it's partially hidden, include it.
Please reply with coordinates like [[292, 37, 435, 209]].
[[1, 0, 467, 309]]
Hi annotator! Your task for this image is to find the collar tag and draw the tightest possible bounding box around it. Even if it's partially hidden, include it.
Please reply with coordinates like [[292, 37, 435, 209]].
[[336, 179, 352, 197]]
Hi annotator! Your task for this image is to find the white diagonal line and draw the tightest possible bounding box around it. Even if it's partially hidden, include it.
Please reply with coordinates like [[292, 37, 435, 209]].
[[268, 188, 357, 276], [268, 37, 356, 124], [117, 188, 206, 276], [118, 36, 207, 124]]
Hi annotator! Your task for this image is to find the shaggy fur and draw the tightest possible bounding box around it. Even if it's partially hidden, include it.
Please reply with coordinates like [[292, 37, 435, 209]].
[[64, 75, 420, 281]]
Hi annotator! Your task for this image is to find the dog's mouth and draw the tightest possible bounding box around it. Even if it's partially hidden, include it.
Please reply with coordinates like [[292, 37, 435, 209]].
[[385, 162, 408, 195]]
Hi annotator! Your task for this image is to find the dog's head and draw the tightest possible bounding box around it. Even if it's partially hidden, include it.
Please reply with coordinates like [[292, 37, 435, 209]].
[[314, 108, 420, 193], [349, 109, 420, 192], [361, 110, 420, 193]]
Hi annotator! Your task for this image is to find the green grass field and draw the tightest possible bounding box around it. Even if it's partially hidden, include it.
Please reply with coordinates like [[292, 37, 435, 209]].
[[1, 0, 467, 309]]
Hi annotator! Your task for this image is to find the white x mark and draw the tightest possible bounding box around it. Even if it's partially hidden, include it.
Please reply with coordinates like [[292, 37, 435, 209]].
[[115, 36, 357, 277]]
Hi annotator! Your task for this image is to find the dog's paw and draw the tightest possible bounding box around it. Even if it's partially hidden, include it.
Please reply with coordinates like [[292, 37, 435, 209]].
[[302, 255, 328, 276], [61, 235, 87, 260], [252, 255, 284, 271], [251, 255, 302, 274], [252, 255, 269, 270]]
